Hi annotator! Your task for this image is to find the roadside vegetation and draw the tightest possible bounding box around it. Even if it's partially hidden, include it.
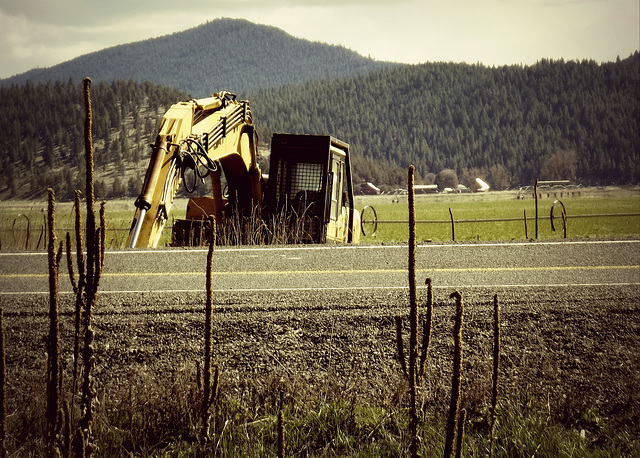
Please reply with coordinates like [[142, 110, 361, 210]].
[[7, 379, 637, 457], [1, 183, 638, 456]]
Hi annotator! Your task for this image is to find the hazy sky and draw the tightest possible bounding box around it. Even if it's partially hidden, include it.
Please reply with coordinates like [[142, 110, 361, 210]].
[[0, 0, 638, 79]]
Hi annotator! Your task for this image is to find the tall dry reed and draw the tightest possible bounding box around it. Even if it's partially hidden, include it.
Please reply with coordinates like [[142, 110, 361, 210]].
[[489, 294, 501, 457], [68, 76, 105, 458], [444, 291, 464, 458], [201, 217, 219, 445], [46, 188, 64, 457], [0, 307, 5, 458]]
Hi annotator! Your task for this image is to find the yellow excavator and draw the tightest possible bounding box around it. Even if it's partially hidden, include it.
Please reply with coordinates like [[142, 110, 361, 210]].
[[126, 91, 360, 248]]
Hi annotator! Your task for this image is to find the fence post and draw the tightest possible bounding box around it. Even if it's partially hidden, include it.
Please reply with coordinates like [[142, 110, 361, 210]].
[[524, 210, 528, 239], [534, 179, 539, 239], [449, 207, 455, 241]]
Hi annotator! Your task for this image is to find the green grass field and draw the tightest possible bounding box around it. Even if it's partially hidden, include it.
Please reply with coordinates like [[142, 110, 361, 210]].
[[356, 188, 640, 243], [1, 188, 638, 250]]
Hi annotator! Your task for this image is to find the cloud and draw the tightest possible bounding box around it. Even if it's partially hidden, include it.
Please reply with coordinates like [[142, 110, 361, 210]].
[[0, 11, 94, 77], [0, 0, 637, 79], [0, 6, 203, 77]]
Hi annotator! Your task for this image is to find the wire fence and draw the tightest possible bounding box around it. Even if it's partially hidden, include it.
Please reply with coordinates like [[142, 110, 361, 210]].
[[360, 210, 640, 241], [2, 200, 639, 249]]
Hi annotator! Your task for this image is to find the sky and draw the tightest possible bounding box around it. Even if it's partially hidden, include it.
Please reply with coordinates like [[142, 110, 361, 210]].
[[0, 0, 638, 80]]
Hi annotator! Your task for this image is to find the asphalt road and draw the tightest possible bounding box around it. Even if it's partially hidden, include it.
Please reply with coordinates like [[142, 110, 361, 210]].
[[1, 240, 638, 296]]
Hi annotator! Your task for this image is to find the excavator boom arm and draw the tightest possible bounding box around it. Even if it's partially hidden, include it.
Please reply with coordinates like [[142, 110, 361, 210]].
[[127, 92, 261, 248]]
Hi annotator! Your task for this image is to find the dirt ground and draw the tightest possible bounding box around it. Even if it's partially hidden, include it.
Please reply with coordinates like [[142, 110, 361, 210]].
[[3, 283, 639, 441]]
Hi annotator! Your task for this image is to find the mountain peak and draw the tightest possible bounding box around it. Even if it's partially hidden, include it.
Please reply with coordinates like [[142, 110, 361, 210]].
[[0, 18, 394, 96]]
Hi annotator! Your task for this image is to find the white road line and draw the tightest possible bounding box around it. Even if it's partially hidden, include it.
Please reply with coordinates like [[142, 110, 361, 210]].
[[1, 239, 638, 256]]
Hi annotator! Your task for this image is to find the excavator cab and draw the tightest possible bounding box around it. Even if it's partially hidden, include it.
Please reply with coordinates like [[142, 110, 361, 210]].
[[265, 134, 360, 243], [128, 91, 361, 247]]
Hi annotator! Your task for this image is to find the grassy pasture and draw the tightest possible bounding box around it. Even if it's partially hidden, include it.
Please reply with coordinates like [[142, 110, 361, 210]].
[[356, 188, 640, 243], [0, 188, 638, 251], [0, 199, 188, 250]]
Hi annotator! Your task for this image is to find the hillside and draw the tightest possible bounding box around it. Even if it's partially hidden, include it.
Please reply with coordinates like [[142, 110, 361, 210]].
[[0, 55, 638, 201], [249, 54, 640, 188], [0, 80, 188, 201], [0, 18, 394, 97]]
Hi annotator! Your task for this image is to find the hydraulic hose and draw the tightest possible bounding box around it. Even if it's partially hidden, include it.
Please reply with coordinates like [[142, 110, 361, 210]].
[[178, 138, 218, 193]]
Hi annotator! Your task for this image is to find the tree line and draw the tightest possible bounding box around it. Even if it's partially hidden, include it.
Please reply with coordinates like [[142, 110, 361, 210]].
[[0, 53, 638, 200], [249, 53, 639, 189], [0, 79, 186, 200]]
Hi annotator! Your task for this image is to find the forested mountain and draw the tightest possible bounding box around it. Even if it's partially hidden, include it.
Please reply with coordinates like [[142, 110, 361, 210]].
[[249, 54, 639, 188], [0, 18, 393, 97], [0, 54, 638, 200]]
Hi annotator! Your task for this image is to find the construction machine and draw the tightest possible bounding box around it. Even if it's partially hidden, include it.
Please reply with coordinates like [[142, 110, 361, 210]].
[[126, 91, 360, 248]]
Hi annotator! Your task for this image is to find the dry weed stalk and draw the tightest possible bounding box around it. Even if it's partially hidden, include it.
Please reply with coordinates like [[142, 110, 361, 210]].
[[489, 294, 501, 457], [196, 360, 202, 392], [277, 392, 285, 458], [201, 217, 219, 445], [418, 277, 433, 379], [393, 166, 437, 457], [444, 291, 464, 458], [395, 317, 408, 378], [1, 308, 6, 458], [454, 408, 467, 458], [46, 188, 64, 457], [66, 191, 85, 426], [394, 169, 432, 386], [277, 409, 285, 457], [392, 165, 432, 457], [62, 401, 71, 458], [407, 165, 419, 458], [66, 77, 105, 458]]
